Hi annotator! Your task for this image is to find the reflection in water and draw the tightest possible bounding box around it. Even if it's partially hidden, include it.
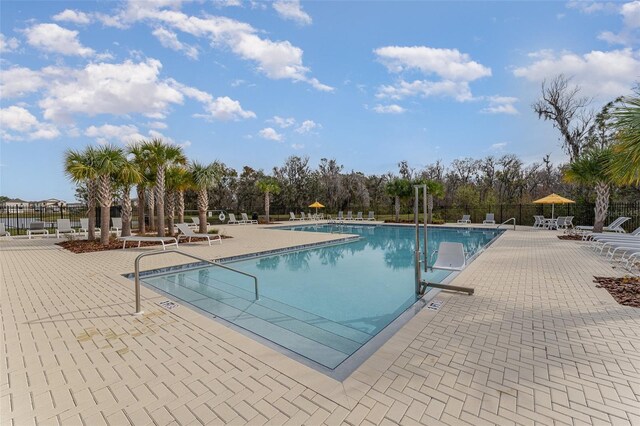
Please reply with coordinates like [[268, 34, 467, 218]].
[[283, 250, 313, 272], [256, 256, 280, 270]]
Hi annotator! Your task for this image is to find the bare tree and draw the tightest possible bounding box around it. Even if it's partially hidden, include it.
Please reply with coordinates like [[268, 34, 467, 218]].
[[533, 74, 594, 162]]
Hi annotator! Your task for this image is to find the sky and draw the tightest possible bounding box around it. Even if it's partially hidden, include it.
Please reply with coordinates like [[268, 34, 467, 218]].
[[1, 0, 639, 202]]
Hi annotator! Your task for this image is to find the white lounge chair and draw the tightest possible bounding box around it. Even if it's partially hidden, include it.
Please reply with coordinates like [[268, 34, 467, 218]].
[[0, 223, 10, 237], [337, 211, 344, 221], [228, 213, 240, 224], [27, 221, 49, 239], [483, 213, 495, 225], [190, 217, 200, 228], [457, 215, 471, 224], [241, 213, 258, 224], [300, 212, 307, 221], [118, 235, 178, 250], [576, 216, 631, 236], [111, 217, 123, 236], [176, 223, 222, 246], [56, 219, 76, 238], [79, 218, 100, 237], [345, 211, 354, 221], [355, 212, 364, 221], [367, 211, 376, 221]]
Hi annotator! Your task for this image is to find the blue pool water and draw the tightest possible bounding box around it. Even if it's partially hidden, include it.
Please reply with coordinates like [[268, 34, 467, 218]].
[[141, 224, 502, 370]]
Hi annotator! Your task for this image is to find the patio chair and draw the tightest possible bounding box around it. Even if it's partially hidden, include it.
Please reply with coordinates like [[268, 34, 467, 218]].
[[355, 212, 364, 221], [576, 216, 631, 237], [337, 211, 344, 221], [345, 211, 354, 221], [533, 215, 544, 228], [241, 213, 258, 224], [482, 213, 495, 224], [79, 218, 100, 237], [56, 219, 76, 238], [300, 212, 307, 221], [189, 217, 200, 228], [0, 223, 10, 237], [228, 213, 240, 224], [27, 221, 49, 239], [176, 223, 222, 246], [111, 217, 122, 236], [367, 211, 376, 221], [457, 215, 471, 224]]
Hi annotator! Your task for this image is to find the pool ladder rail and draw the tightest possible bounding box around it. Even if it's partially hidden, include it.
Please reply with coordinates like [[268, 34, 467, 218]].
[[133, 249, 259, 315], [497, 217, 517, 230]]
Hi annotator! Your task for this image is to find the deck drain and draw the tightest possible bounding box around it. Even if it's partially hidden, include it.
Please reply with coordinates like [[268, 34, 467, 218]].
[[426, 300, 444, 311], [159, 300, 179, 310]]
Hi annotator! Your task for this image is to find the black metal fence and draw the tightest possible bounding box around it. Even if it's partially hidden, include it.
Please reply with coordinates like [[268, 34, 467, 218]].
[[0, 205, 121, 235]]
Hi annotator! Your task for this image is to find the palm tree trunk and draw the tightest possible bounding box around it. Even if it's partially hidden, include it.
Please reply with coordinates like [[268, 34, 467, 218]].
[[197, 187, 208, 234], [155, 166, 166, 237], [137, 185, 145, 234], [177, 190, 185, 224], [87, 178, 97, 240], [147, 188, 155, 231], [121, 186, 132, 237], [427, 194, 434, 224], [593, 181, 610, 233], [265, 191, 270, 223], [97, 175, 112, 246], [394, 195, 400, 222], [166, 189, 175, 237]]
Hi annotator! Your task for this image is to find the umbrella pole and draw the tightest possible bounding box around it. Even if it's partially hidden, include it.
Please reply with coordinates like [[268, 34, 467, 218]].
[[552, 204, 555, 219]]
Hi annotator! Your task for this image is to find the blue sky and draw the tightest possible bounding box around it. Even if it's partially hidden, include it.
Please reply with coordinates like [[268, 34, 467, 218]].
[[1, 0, 639, 201]]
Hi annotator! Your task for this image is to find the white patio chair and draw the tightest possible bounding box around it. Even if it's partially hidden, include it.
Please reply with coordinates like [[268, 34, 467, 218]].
[[533, 215, 544, 228], [111, 217, 122, 236], [337, 211, 344, 221], [0, 223, 10, 237], [355, 212, 364, 221], [79, 218, 100, 237], [345, 211, 354, 221], [228, 213, 240, 224], [457, 215, 471, 224], [176, 223, 221, 246], [483, 213, 495, 224], [576, 216, 631, 236], [56, 219, 76, 238], [367, 211, 376, 221], [241, 213, 258, 224], [27, 221, 49, 239], [190, 217, 200, 228]]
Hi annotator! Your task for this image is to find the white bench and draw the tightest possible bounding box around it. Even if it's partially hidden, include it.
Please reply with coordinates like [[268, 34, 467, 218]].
[[118, 236, 178, 250]]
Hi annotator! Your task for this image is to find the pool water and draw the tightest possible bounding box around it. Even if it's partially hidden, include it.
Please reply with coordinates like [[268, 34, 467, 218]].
[[141, 224, 502, 370]]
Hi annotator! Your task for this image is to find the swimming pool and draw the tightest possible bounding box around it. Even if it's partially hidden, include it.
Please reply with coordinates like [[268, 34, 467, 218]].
[[140, 224, 503, 372]]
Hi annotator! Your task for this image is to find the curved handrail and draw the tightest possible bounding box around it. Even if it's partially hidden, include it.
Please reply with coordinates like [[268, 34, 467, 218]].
[[497, 217, 516, 230], [133, 249, 259, 315]]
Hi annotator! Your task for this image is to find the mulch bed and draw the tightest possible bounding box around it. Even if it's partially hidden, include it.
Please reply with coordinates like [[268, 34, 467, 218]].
[[557, 235, 583, 241], [56, 234, 231, 254], [594, 276, 640, 308]]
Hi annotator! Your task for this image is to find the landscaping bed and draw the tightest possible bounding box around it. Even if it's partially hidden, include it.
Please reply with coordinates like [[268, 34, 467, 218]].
[[57, 233, 229, 254], [594, 276, 640, 308], [557, 235, 583, 241]]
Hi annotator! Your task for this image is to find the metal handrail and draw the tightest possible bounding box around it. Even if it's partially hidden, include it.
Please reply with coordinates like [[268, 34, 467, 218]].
[[497, 217, 516, 230], [133, 249, 259, 315]]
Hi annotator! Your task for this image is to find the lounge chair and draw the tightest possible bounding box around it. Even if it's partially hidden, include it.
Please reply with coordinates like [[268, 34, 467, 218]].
[[337, 211, 344, 221], [56, 219, 76, 238], [457, 215, 471, 224], [345, 211, 354, 221], [111, 217, 123, 235], [27, 221, 49, 239], [228, 213, 240, 224], [300, 212, 307, 221], [367, 211, 376, 221], [176, 223, 222, 246], [355, 212, 364, 221], [482, 213, 495, 224], [289, 212, 302, 221], [79, 218, 100, 237], [576, 216, 631, 236], [189, 217, 200, 228], [118, 235, 178, 250], [241, 213, 258, 224], [0, 223, 10, 237]]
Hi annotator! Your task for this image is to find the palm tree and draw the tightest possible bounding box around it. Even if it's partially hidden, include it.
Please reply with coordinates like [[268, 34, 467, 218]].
[[385, 178, 411, 222], [128, 143, 151, 234], [141, 139, 187, 237], [94, 145, 127, 245], [256, 177, 281, 223], [190, 161, 216, 234], [609, 93, 640, 185], [564, 147, 613, 233], [64, 146, 99, 240], [165, 166, 191, 236], [115, 160, 144, 237], [424, 180, 445, 224]]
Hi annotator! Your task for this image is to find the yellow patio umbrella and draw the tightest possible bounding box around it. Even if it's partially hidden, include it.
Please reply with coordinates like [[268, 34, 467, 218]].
[[533, 193, 575, 219], [308, 201, 325, 215]]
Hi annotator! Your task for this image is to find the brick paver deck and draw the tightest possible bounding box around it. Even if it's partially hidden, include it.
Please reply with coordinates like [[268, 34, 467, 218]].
[[1, 225, 639, 425]]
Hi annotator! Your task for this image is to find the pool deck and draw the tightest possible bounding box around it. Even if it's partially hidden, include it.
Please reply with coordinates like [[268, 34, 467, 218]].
[[1, 223, 639, 425]]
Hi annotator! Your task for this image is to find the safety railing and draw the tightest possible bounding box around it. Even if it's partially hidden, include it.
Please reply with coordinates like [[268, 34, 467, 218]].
[[133, 249, 259, 315], [497, 217, 516, 230]]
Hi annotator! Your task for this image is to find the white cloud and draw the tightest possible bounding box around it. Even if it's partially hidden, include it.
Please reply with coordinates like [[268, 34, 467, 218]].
[[295, 120, 319, 133], [85, 124, 145, 145], [373, 104, 406, 114], [204, 96, 256, 121], [258, 127, 283, 141], [269, 116, 296, 128], [214, 0, 243, 6], [101, 2, 331, 91], [0, 33, 20, 52], [375, 46, 491, 81], [23, 23, 95, 57], [146, 121, 168, 129], [622, 1, 640, 27], [291, 143, 304, 150], [513, 48, 640, 99], [273, 0, 312, 25], [481, 96, 519, 115], [490, 142, 508, 152], [53, 9, 92, 24], [377, 79, 473, 102], [0, 106, 60, 141], [597, 1, 640, 45], [152, 27, 199, 59], [39, 59, 184, 122], [0, 66, 45, 98]]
